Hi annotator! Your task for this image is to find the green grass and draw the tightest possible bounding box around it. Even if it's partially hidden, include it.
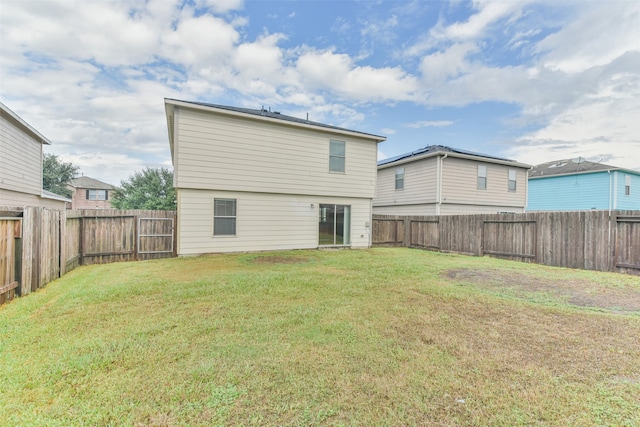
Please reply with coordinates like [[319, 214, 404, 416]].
[[1, 248, 639, 426]]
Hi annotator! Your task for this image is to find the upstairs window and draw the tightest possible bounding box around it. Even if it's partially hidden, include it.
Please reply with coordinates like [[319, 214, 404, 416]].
[[477, 165, 487, 190], [395, 167, 404, 190], [508, 169, 517, 192], [625, 175, 631, 196], [87, 190, 108, 200], [214, 198, 237, 236], [329, 140, 345, 173]]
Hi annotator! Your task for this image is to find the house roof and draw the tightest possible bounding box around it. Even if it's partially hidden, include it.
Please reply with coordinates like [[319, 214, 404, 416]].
[[529, 159, 640, 178], [69, 176, 115, 190], [42, 189, 72, 203], [164, 99, 386, 159], [378, 145, 531, 168], [0, 101, 51, 145]]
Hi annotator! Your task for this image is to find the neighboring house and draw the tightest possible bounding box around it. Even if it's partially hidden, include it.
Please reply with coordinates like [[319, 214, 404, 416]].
[[67, 176, 115, 209], [164, 98, 386, 255], [0, 101, 70, 209], [373, 145, 531, 215], [527, 159, 640, 211]]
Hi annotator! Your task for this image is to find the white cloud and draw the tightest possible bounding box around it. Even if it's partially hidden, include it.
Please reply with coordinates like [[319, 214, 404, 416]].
[[161, 14, 240, 67], [504, 54, 640, 170], [296, 49, 419, 102], [438, 1, 525, 41], [405, 120, 454, 128], [380, 128, 396, 135], [419, 42, 476, 84], [536, 1, 640, 73], [199, 0, 244, 14]]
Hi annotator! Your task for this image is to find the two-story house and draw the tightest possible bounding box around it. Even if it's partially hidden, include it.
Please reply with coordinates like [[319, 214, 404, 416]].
[[164, 99, 386, 255], [373, 145, 531, 215], [0, 101, 69, 209], [527, 158, 640, 211], [67, 176, 115, 209]]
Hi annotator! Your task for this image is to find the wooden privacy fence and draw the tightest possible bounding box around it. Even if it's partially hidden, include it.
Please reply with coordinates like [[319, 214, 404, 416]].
[[63, 210, 176, 271], [372, 210, 640, 275], [0, 207, 176, 304]]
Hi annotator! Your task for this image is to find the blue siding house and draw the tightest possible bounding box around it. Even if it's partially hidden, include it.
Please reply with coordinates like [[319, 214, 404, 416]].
[[527, 159, 640, 211]]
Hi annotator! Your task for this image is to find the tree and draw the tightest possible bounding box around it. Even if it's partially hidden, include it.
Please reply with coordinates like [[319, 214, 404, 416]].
[[43, 153, 79, 198], [111, 167, 176, 210]]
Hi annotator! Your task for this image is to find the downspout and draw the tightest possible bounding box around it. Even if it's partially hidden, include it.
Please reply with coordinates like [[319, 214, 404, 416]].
[[612, 171, 618, 210], [608, 170, 612, 270], [608, 170, 612, 213], [436, 153, 448, 215], [525, 165, 534, 211]]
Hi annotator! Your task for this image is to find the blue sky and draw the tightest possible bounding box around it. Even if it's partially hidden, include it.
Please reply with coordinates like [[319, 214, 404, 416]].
[[1, 0, 639, 185]]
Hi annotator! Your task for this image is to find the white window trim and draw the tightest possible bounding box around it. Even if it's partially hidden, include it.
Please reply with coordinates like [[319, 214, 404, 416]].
[[477, 165, 487, 190], [329, 139, 346, 173], [213, 198, 237, 237], [395, 167, 404, 190], [508, 169, 517, 192]]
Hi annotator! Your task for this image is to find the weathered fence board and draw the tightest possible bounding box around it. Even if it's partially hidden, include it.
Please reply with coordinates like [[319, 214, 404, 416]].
[[615, 216, 640, 274], [373, 210, 640, 274], [0, 215, 21, 304], [482, 219, 536, 261]]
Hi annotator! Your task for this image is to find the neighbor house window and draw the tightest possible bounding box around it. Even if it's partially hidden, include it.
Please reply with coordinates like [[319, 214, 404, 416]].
[[329, 140, 345, 173], [395, 167, 404, 190], [87, 190, 107, 200], [214, 198, 236, 236], [508, 169, 517, 192], [477, 165, 487, 190], [625, 175, 631, 196]]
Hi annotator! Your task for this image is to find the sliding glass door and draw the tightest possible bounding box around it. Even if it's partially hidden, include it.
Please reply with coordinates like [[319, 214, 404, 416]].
[[319, 204, 351, 246]]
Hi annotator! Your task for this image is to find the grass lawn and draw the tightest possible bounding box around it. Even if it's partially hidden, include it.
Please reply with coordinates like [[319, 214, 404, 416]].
[[1, 248, 639, 426]]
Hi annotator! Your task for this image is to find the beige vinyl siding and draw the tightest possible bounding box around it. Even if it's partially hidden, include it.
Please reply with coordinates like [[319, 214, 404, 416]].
[[0, 189, 66, 209], [374, 157, 438, 207], [0, 113, 42, 196], [177, 188, 373, 255], [372, 203, 437, 216], [175, 108, 378, 198], [440, 203, 524, 215], [441, 157, 527, 208]]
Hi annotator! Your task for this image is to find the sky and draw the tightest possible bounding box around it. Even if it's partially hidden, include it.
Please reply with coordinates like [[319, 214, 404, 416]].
[[1, 0, 639, 186]]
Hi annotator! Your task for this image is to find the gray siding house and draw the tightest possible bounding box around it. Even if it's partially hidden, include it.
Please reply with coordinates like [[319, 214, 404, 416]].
[[164, 98, 385, 255], [374, 145, 531, 215], [0, 102, 69, 209]]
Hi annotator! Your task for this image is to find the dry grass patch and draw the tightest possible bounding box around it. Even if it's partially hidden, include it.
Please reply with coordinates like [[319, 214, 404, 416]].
[[446, 268, 640, 312]]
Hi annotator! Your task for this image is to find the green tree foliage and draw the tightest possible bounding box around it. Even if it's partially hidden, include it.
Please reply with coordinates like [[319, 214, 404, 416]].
[[42, 153, 79, 198], [111, 167, 176, 210]]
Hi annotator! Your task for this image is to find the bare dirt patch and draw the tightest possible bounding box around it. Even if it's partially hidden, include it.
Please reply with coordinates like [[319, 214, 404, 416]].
[[445, 268, 640, 313]]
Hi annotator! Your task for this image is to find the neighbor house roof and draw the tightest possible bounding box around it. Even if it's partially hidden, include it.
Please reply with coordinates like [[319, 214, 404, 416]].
[[0, 101, 51, 145], [69, 176, 115, 190], [164, 98, 386, 160], [529, 159, 640, 179], [378, 145, 531, 169]]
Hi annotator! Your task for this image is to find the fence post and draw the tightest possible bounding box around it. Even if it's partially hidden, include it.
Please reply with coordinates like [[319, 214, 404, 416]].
[[78, 217, 84, 266], [404, 217, 411, 248], [134, 215, 139, 261]]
